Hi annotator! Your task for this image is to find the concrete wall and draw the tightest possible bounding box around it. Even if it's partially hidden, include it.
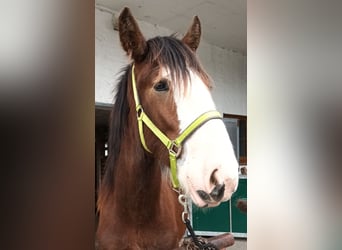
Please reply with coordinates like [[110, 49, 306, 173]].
[[95, 8, 246, 116]]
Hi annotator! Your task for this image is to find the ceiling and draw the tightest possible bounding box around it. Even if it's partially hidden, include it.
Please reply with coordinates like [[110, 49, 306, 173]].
[[96, 0, 246, 55]]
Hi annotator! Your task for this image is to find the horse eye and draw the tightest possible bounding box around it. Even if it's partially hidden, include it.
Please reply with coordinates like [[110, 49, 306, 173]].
[[154, 80, 169, 92]]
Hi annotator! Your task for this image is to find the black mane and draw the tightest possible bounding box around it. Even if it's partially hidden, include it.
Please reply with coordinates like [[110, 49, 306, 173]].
[[101, 64, 131, 192]]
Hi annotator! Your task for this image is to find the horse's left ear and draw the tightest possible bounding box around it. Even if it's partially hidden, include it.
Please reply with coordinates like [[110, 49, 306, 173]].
[[182, 16, 201, 52], [118, 7, 147, 61]]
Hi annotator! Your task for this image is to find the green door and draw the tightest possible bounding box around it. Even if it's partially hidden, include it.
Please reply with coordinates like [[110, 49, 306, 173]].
[[191, 177, 247, 237], [192, 199, 231, 233], [231, 178, 247, 234]]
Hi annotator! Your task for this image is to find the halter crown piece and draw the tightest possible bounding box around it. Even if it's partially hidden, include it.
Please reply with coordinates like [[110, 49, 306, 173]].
[[131, 64, 222, 189]]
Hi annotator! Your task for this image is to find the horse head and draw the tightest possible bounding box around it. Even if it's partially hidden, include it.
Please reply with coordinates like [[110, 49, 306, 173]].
[[118, 7, 239, 208]]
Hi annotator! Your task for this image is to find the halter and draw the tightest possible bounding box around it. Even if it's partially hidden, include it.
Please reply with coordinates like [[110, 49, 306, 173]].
[[131, 64, 222, 189]]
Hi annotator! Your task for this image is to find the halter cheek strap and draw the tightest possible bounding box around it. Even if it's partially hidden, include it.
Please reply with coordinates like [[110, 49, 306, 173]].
[[131, 64, 222, 188]]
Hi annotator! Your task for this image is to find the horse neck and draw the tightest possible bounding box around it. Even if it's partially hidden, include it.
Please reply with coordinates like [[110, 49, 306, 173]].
[[113, 121, 164, 224]]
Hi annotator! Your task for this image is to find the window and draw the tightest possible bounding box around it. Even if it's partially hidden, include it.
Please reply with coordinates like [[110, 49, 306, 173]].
[[223, 114, 247, 165]]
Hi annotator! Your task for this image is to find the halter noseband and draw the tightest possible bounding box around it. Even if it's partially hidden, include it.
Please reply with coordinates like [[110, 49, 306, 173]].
[[131, 64, 222, 189]]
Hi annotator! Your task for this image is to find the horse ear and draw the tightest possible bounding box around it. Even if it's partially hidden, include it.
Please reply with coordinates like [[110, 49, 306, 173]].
[[118, 7, 147, 60], [182, 16, 201, 52]]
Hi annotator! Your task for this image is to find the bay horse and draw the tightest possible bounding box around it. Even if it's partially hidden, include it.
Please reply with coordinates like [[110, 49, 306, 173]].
[[96, 7, 239, 250]]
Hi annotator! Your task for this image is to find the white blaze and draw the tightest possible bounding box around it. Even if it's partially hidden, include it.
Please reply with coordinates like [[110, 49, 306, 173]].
[[172, 70, 239, 207]]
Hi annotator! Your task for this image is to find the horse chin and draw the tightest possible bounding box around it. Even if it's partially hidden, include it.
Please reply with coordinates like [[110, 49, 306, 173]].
[[200, 201, 222, 208]]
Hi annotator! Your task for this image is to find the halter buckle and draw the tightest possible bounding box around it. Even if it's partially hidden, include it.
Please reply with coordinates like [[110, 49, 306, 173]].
[[169, 141, 182, 157]]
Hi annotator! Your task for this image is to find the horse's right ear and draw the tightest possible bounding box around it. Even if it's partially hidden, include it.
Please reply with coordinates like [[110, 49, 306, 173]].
[[118, 7, 147, 61], [182, 16, 201, 52]]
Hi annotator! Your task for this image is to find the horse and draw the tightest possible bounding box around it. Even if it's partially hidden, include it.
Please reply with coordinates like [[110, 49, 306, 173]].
[[96, 7, 239, 250]]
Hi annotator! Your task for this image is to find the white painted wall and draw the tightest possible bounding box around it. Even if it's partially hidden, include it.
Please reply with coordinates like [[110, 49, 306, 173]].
[[95, 8, 246, 116]]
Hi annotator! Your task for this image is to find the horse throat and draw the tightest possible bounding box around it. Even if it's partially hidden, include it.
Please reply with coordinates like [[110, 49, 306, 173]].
[[114, 145, 164, 224]]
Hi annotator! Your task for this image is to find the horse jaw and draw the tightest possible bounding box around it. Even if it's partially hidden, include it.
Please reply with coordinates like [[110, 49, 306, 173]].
[[173, 70, 239, 208]]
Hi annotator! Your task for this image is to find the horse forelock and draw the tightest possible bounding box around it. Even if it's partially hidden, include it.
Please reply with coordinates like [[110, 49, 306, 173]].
[[143, 36, 212, 90]]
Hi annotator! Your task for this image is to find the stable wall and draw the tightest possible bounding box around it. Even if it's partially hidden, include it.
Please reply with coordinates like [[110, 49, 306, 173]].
[[95, 7, 246, 116]]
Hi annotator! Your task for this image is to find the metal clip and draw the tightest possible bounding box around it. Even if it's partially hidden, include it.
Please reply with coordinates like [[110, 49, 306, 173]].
[[178, 194, 189, 223]]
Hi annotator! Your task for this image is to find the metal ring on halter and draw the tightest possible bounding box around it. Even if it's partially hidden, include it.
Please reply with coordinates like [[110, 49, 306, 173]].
[[178, 194, 187, 206], [169, 141, 182, 157]]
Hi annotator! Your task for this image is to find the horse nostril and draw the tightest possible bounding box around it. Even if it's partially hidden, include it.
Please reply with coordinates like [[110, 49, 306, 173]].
[[210, 169, 219, 186], [210, 183, 225, 202], [197, 190, 211, 202]]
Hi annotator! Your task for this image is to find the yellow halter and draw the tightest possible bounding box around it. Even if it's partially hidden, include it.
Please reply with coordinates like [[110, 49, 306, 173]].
[[131, 64, 222, 188]]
